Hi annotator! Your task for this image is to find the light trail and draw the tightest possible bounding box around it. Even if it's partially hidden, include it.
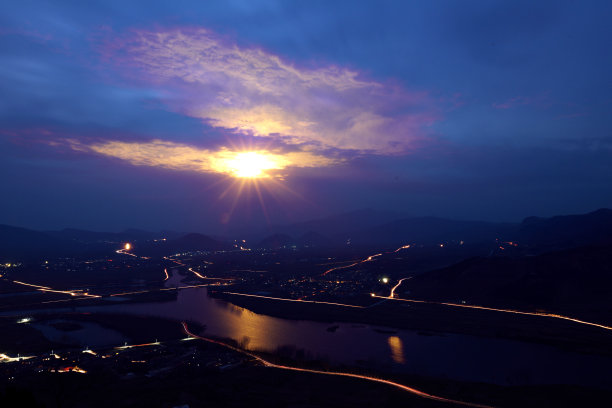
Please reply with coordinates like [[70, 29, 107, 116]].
[[393, 244, 411, 253], [115, 248, 138, 258], [13, 280, 100, 298], [222, 291, 365, 308], [371, 295, 612, 332], [108, 283, 215, 297], [188, 267, 234, 281], [389, 277, 412, 298], [0, 353, 36, 363], [163, 268, 169, 281], [181, 322, 492, 408], [163, 256, 231, 282], [316, 259, 361, 266], [322, 253, 382, 276], [321, 243, 411, 276], [0, 281, 225, 310], [115, 340, 161, 350], [188, 267, 206, 279]]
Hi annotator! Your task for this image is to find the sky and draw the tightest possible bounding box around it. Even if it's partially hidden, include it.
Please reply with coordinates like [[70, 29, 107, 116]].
[[1, 0, 611, 233]]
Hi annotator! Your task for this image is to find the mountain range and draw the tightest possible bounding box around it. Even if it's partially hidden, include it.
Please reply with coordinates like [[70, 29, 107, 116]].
[[1, 208, 611, 260]]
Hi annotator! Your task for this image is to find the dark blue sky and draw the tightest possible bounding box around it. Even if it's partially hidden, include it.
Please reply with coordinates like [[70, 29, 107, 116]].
[[1, 0, 611, 233]]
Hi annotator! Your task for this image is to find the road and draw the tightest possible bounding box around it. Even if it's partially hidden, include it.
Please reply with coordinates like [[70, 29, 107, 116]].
[[372, 293, 612, 332], [322, 253, 382, 276], [321, 244, 412, 276], [389, 277, 412, 298], [221, 291, 365, 308], [181, 322, 493, 408], [12, 280, 100, 298]]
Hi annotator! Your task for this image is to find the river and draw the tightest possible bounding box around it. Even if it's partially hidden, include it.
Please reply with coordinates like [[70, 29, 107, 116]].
[[41, 285, 609, 389]]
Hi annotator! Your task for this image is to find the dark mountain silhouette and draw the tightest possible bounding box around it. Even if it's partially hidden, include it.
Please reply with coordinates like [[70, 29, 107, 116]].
[[2, 207, 610, 259], [257, 233, 295, 249], [297, 231, 333, 248], [270, 209, 402, 238], [348, 217, 518, 246], [166, 233, 233, 252], [519, 208, 612, 249], [46, 228, 162, 243], [0, 224, 87, 260], [134, 233, 233, 256], [401, 244, 612, 319]]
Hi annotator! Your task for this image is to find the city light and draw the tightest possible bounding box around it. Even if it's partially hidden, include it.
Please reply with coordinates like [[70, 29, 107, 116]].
[[124, 243, 131, 250]]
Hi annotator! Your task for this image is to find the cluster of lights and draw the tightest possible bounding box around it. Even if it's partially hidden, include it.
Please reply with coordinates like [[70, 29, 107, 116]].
[[1, 262, 21, 268]]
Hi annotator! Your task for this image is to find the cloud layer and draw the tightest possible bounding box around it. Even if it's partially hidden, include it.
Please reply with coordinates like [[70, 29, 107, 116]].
[[67, 138, 337, 177], [106, 28, 437, 154]]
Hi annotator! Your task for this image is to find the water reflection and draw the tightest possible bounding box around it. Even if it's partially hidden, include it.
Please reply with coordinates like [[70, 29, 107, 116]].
[[388, 336, 405, 364]]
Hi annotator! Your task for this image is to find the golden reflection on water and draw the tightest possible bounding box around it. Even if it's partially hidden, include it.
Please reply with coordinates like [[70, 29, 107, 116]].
[[211, 299, 278, 351], [388, 336, 405, 364]]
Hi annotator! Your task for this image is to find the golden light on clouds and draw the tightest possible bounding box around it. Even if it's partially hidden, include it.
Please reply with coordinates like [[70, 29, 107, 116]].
[[112, 28, 435, 154], [68, 139, 337, 178]]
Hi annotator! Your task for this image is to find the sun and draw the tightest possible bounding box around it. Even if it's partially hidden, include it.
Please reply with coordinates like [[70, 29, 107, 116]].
[[225, 151, 281, 178]]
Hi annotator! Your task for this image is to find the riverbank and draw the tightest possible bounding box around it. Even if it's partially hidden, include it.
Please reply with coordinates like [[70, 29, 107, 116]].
[[210, 291, 612, 356]]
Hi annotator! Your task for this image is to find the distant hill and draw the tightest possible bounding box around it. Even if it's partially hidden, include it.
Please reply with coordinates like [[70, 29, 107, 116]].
[[256, 233, 295, 249], [254, 208, 612, 249], [270, 209, 402, 238], [348, 217, 518, 246], [297, 231, 332, 248], [135, 233, 233, 256], [45, 228, 169, 243], [519, 208, 612, 249], [169, 233, 232, 252], [0, 224, 87, 261], [0, 225, 223, 260], [2, 207, 610, 259], [401, 244, 612, 318]]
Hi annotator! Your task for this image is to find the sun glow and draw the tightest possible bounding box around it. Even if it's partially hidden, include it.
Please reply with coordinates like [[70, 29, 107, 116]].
[[222, 151, 285, 179]]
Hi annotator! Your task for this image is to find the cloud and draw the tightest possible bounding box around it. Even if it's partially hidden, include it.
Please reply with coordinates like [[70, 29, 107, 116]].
[[66, 138, 338, 177], [103, 28, 438, 154]]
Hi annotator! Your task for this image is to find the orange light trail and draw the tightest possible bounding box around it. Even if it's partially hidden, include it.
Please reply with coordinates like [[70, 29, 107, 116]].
[[108, 283, 216, 297], [115, 340, 161, 350], [116, 248, 138, 258], [181, 322, 492, 408], [188, 267, 206, 279], [222, 291, 364, 308], [12, 280, 100, 298], [163, 268, 169, 281], [322, 243, 412, 276], [371, 295, 612, 332], [1, 353, 36, 363], [187, 267, 234, 281], [322, 253, 382, 276], [393, 244, 411, 252], [389, 277, 412, 298]]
